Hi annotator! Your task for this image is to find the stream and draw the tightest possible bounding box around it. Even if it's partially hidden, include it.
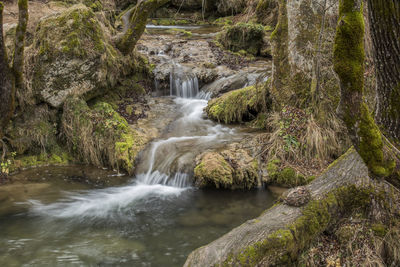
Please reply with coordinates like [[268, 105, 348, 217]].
[[0, 24, 275, 266]]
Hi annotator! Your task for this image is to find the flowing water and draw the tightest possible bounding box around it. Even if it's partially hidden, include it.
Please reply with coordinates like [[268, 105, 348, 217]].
[[0, 27, 275, 267]]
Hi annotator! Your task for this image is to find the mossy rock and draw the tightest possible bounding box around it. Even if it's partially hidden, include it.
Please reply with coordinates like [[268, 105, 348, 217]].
[[61, 97, 146, 174], [27, 4, 148, 108], [194, 147, 259, 190], [206, 85, 269, 124], [217, 22, 265, 56]]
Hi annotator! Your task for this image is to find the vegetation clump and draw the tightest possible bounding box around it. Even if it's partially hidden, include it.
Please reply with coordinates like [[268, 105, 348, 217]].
[[61, 97, 145, 174], [206, 85, 268, 124], [194, 148, 259, 190], [265, 158, 314, 187], [217, 22, 265, 56]]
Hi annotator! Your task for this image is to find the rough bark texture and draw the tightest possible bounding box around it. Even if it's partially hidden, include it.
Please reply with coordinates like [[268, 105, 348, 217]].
[[12, 0, 28, 92], [334, 0, 393, 177], [116, 0, 169, 54], [184, 149, 396, 266], [0, 2, 15, 138], [368, 0, 400, 140], [270, 0, 289, 107], [270, 0, 339, 112]]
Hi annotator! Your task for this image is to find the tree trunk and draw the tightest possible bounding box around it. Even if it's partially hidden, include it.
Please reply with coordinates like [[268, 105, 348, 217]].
[[12, 0, 28, 91], [0, 3, 15, 139], [334, 0, 393, 177], [368, 0, 400, 141], [116, 0, 169, 55]]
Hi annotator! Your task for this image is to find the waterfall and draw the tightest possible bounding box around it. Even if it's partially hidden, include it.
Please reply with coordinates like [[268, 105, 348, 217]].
[[169, 64, 199, 98]]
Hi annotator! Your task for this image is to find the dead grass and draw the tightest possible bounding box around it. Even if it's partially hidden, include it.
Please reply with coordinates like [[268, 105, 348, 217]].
[[300, 220, 400, 267], [261, 107, 349, 175]]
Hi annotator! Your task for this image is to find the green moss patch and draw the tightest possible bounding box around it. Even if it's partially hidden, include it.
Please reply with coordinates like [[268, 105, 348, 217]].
[[61, 97, 145, 174], [217, 22, 265, 56], [206, 85, 268, 124], [194, 150, 259, 190]]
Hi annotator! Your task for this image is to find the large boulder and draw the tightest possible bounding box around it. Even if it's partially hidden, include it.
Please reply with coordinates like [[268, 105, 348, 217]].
[[26, 4, 145, 108]]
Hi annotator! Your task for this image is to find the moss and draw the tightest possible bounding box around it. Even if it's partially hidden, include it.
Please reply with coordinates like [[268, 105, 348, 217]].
[[221, 184, 380, 266], [333, 1, 393, 178], [194, 151, 259, 190], [371, 223, 387, 238], [10, 150, 73, 172], [194, 153, 234, 189], [270, 0, 289, 107], [61, 98, 146, 174], [206, 85, 268, 124], [217, 22, 265, 56], [359, 103, 395, 177], [265, 159, 310, 187]]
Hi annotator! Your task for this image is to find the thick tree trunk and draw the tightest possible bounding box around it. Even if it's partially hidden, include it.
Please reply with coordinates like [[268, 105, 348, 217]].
[[116, 0, 169, 55], [0, 3, 15, 139], [368, 0, 400, 141]]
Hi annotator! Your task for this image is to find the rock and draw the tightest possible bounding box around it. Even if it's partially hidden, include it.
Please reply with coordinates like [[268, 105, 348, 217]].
[[206, 85, 268, 124], [201, 70, 267, 98], [26, 4, 145, 108], [282, 186, 311, 207], [217, 22, 265, 56], [193, 143, 259, 190]]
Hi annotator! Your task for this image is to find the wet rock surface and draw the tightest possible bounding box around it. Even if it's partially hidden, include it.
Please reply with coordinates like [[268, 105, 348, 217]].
[[137, 25, 271, 97]]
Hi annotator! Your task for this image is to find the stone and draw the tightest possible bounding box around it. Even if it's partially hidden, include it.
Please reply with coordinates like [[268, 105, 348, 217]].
[[282, 186, 311, 207]]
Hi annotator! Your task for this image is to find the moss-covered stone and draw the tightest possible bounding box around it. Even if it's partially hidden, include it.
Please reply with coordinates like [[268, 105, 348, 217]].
[[217, 22, 265, 56], [194, 147, 259, 190], [61, 97, 146, 174], [206, 85, 268, 124], [27, 4, 149, 108]]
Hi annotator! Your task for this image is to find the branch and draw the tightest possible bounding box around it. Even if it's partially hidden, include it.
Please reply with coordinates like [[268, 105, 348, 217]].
[[115, 0, 169, 55]]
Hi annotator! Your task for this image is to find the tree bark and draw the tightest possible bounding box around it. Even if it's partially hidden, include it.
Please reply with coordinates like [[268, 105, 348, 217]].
[[116, 0, 169, 55], [368, 0, 400, 141], [0, 2, 15, 139], [12, 0, 28, 91]]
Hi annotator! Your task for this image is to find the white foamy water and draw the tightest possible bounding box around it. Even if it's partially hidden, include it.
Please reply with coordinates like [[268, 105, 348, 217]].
[[29, 89, 238, 219]]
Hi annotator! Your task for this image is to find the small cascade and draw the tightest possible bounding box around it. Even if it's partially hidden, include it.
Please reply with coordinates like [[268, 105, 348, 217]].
[[169, 64, 199, 98]]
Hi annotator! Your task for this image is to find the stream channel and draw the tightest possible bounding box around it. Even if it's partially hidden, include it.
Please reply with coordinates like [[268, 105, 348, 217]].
[[0, 24, 276, 266]]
